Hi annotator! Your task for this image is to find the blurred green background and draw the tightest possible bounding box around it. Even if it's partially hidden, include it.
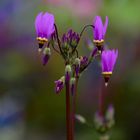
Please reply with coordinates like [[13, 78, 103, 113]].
[[0, 0, 140, 140]]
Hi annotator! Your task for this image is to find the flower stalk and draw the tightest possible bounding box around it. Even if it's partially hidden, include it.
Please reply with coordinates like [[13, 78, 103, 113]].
[[71, 77, 79, 140], [34, 12, 118, 140], [65, 80, 72, 140]]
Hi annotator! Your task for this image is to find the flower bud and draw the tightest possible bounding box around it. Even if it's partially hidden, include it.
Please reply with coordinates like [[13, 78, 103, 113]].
[[61, 29, 80, 51], [105, 105, 115, 128], [71, 33, 80, 47], [42, 47, 51, 65], [75, 114, 86, 124], [70, 77, 76, 95], [75, 58, 80, 65], [74, 58, 80, 77], [54, 76, 65, 94], [94, 112, 104, 129], [62, 34, 69, 50], [106, 105, 114, 121], [65, 65, 72, 82]]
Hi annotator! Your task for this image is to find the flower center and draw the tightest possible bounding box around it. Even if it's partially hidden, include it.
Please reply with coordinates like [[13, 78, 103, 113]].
[[93, 39, 104, 53], [36, 37, 48, 44], [102, 72, 112, 77], [102, 72, 112, 86]]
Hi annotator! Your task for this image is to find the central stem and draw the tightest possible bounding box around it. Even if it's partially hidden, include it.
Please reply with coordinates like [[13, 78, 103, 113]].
[[71, 77, 79, 140], [66, 81, 72, 140]]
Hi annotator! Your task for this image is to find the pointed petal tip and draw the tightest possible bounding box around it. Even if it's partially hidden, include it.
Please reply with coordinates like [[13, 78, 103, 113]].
[[105, 82, 108, 87], [98, 50, 101, 54], [38, 48, 42, 53]]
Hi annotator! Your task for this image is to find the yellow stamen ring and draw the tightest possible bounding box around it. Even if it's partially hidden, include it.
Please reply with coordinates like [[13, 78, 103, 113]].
[[102, 72, 112, 77], [93, 39, 104, 46], [36, 37, 48, 44]]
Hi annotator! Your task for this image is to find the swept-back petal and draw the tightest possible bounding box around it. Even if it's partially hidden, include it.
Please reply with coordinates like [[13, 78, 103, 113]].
[[103, 16, 108, 38], [93, 16, 103, 40], [35, 12, 55, 39], [42, 12, 55, 38], [101, 49, 118, 72], [111, 49, 118, 71], [35, 12, 43, 36], [101, 50, 108, 71]]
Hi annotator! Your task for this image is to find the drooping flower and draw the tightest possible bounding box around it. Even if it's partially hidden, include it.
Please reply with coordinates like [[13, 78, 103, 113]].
[[93, 16, 108, 52], [55, 76, 65, 94], [35, 12, 55, 51], [101, 49, 118, 86]]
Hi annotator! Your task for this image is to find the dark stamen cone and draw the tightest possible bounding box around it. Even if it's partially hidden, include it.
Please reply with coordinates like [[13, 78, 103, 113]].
[[38, 43, 44, 52], [96, 45, 102, 54], [93, 39, 104, 54], [36, 37, 48, 52], [98, 48, 102, 54], [102, 72, 112, 87], [104, 77, 109, 87]]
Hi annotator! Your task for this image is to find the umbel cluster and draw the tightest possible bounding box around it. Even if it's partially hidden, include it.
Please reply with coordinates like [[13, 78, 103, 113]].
[[34, 11, 118, 139]]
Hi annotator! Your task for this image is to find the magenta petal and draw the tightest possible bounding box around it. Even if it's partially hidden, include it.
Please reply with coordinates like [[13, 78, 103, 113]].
[[35, 12, 55, 39], [93, 16, 108, 40], [101, 51, 108, 71], [35, 12, 43, 36], [103, 16, 108, 38], [42, 12, 55, 38], [94, 16, 104, 40], [111, 49, 118, 71], [101, 49, 118, 72]]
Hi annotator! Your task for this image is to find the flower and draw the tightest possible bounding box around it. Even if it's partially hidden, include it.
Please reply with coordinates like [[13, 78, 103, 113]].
[[35, 12, 55, 50], [55, 76, 65, 94], [93, 16, 108, 52], [101, 49, 118, 85]]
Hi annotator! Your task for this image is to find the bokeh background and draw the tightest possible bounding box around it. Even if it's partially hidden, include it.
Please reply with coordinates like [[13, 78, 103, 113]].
[[0, 0, 140, 140]]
